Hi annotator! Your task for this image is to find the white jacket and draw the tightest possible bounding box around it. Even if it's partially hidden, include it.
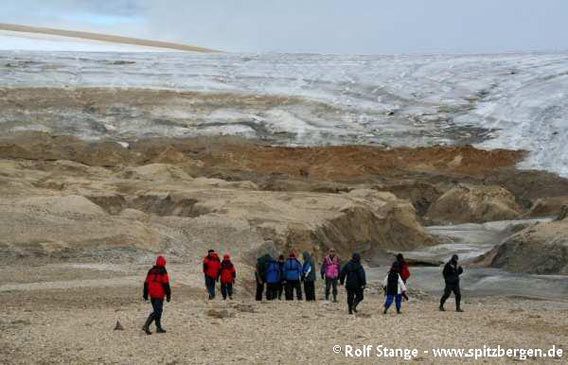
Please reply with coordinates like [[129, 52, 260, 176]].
[[382, 273, 407, 295]]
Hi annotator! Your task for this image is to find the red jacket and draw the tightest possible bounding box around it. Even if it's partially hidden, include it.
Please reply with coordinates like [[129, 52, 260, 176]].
[[220, 257, 236, 284], [203, 253, 221, 279], [144, 255, 171, 300], [400, 262, 411, 283]]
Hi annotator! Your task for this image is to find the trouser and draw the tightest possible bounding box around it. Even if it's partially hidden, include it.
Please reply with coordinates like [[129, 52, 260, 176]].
[[221, 283, 233, 299], [277, 282, 284, 300], [285, 280, 302, 300], [205, 276, 216, 299], [146, 298, 164, 329], [384, 294, 402, 312], [325, 278, 338, 301], [266, 283, 280, 300], [304, 280, 316, 301], [440, 283, 461, 309], [255, 282, 265, 301], [346, 288, 364, 311]]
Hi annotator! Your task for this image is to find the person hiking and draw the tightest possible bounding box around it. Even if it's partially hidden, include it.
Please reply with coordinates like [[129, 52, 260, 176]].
[[283, 252, 303, 300], [340, 253, 366, 314], [203, 249, 221, 299], [321, 248, 341, 302], [219, 254, 236, 300], [396, 253, 411, 301], [439, 254, 464, 312], [142, 255, 171, 335], [265, 257, 282, 300], [277, 254, 286, 300], [382, 262, 407, 314], [255, 253, 272, 301], [302, 251, 316, 301]]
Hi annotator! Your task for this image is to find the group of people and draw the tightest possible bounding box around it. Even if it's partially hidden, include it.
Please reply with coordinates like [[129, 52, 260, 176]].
[[202, 249, 237, 300], [140, 249, 464, 334], [254, 250, 340, 302]]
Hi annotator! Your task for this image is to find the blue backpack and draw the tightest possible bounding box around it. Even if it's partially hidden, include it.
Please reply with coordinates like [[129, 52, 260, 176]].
[[284, 259, 302, 281], [265, 261, 281, 284]]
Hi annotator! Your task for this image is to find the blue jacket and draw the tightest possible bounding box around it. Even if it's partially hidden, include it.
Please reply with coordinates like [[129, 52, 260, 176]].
[[284, 258, 303, 281], [265, 260, 282, 284]]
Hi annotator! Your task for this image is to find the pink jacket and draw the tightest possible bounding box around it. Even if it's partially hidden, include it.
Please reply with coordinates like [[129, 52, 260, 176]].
[[321, 255, 341, 279]]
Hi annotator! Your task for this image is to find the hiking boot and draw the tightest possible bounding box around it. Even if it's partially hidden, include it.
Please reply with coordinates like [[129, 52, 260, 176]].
[[439, 305, 445, 312], [396, 309, 401, 314], [383, 308, 388, 314], [142, 314, 154, 335], [456, 308, 464, 312], [353, 307, 358, 313], [229, 296, 233, 300], [156, 327, 167, 334]]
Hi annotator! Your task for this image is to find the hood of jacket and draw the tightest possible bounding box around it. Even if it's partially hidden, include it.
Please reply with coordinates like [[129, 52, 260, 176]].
[[155, 255, 166, 267]]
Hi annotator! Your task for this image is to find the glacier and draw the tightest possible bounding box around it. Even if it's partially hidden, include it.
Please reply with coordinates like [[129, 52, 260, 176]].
[[0, 50, 567, 177]]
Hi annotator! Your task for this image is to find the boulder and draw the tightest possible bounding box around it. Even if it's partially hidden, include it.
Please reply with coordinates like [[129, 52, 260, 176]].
[[426, 184, 522, 224], [487, 219, 568, 275]]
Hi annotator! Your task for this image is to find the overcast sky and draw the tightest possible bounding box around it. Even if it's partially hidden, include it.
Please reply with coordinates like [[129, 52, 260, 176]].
[[1, 0, 567, 54]]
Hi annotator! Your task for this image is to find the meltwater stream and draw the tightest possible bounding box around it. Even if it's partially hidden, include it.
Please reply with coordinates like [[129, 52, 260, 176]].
[[367, 218, 568, 300]]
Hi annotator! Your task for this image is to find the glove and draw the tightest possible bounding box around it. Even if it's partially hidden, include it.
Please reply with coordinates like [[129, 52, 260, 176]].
[[143, 295, 148, 301], [166, 296, 171, 303]]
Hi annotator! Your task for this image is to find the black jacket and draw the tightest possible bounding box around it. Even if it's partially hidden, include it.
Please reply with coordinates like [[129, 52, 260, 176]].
[[385, 271, 400, 295], [255, 254, 272, 284], [443, 261, 463, 285], [340, 259, 366, 290]]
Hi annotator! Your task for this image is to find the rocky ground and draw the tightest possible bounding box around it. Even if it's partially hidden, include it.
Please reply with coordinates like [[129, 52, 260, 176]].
[[1, 262, 567, 365], [1, 132, 567, 363]]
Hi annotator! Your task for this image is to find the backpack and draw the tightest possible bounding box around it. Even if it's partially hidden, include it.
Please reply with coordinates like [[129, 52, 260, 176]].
[[265, 261, 281, 284], [324, 256, 340, 279], [284, 259, 302, 281]]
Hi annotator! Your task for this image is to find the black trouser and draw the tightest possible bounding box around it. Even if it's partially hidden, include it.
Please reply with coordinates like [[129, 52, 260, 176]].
[[205, 276, 216, 299], [346, 288, 364, 311], [147, 298, 164, 329], [304, 280, 316, 301], [325, 278, 338, 301], [440, 283, 461, 309], [277, 282, 284, 300], [266, 283, 279, 300], [221, 283, 233, 299], [255, 282, 265, 301], [285, 280, 302, 300]]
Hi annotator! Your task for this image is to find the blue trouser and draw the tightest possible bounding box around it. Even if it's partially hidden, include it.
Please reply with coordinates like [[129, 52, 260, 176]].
[[205, 276, 216, 298], [221, 283, 233, 299], [150, 298, 164, 328], [384, 294, 402, 311]]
